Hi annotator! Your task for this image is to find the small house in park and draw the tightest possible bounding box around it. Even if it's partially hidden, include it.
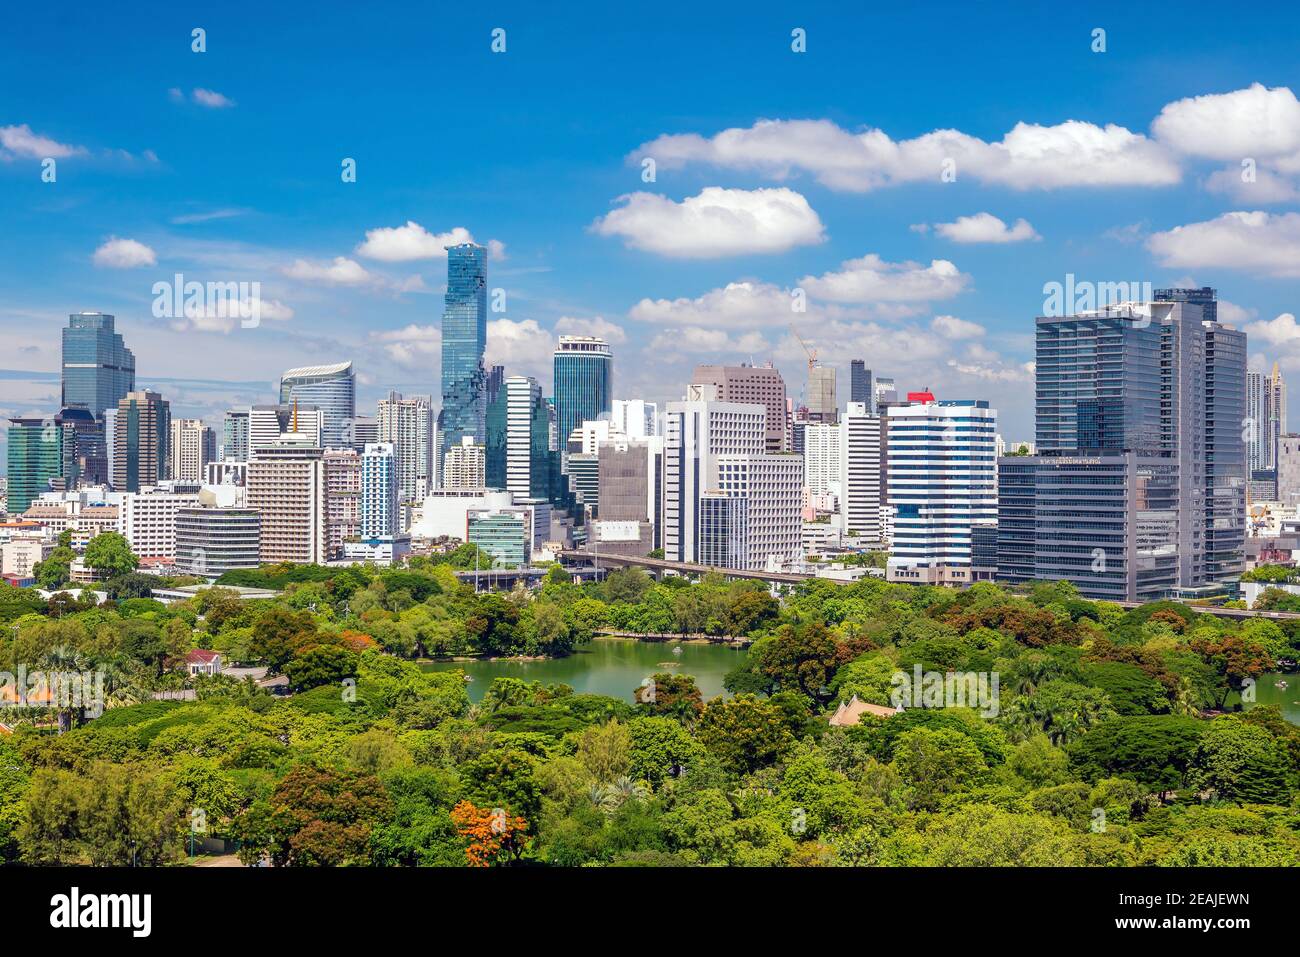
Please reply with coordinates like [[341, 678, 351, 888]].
[[828, 694, 900, 727], [185, 649, 223, 677]]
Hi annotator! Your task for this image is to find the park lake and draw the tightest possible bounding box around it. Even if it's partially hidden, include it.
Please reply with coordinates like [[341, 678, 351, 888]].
[[420, 637, 743, 703]]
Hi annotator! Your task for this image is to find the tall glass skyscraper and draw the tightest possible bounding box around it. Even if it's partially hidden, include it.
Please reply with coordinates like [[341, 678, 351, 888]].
[[279, 361, 356, 449], [440, 243, 488, 452], [7, 417, 63, 513], [849, 359, 873, 406], [553, 335, 612, 448], [998, 292, 1246, 600], [61, 312, 135, 419]]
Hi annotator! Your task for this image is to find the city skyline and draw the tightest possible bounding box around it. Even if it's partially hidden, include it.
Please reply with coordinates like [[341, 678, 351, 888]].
[[8, 3, 1300, 457]]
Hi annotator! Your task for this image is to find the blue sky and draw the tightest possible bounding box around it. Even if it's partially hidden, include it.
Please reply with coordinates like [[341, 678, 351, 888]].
[[5, 0, 1300, 454]]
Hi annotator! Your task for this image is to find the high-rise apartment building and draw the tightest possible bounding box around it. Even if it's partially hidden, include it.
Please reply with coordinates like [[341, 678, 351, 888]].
[[442, 436, 486, 490], [555, 336, 613, 449], [360, 442, 398, 539], [169, 418, 215, 482], [440, 242, 488, 451], [247, 437, 327, 564], [112, 390, 170, 493], [1246, 363, 1286, 478], [691, 364, 787, 453], [61, 312, 135, 419], [323, 448, 361, 559], [886, 396, 997, 577], [279, 361, 356, 449], [376, 391, 434, 504]]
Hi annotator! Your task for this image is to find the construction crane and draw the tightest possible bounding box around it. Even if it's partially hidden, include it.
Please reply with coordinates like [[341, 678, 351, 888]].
[[789, 324, 818, 376]]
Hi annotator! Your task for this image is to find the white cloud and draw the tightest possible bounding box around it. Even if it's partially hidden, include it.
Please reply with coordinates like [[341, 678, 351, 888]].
[[553, 315, 628, 344], [0, 123, 86, 160], [371, 324, 441, 369], [628, 280, 801, 329], [648, 327, 770, 355], [634, 116, 1179, 192], [591, 187, 826, 257], [487, 318, 555, 382], [168, 296, 295, 334], [1152, 84, 1300, 161], [1204, 164, 1300, 203], [1147, 211, 1300, 278], [1243, 312, 1300, 348], [282, 256, 374, 285], [799, 254, 970, 303], [92, 237, 157, 269], [929, 212, 1039, 244], [192, 88, 236, 108], [931, 315, 985, 339], [355, 222, 506, 262]]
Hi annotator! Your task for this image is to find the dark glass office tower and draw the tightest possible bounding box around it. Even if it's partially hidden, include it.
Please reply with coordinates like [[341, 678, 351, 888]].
[[440, 243, 488, 452], [553, 336, 612, 448], [61, 312, 135, 419], [999, 293, 1246, 600], [850, 360, 873, 406]]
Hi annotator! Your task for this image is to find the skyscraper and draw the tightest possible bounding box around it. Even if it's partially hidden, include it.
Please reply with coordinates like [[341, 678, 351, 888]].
[[691, 364, 787, 453], [1246, 364, 1286, 478], [61, 312, 135, 419], [169, 418, 216, 482], [998, 295, 1246, 600], [440, 242, 488, 451], [840, 401, 882, 542], [663, 387, 798, 567], [803, 423, 842, 498], [849, 360, 873, 406], [807, 366, 838, 424], [247, 437, 327, 564], [360, 442, 398, 539], [487, 376, 550, 500], [279, 362, 356, 450], [6, 417, 62, 513], [222, 409, 250, 462], [112, 390, 171, 493], [554, 336, 612, 449], [886, 395, 997, 580], [376, 391, 434, 505]]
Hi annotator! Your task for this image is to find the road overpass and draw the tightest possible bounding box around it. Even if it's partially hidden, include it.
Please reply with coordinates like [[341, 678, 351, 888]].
[[558, 550, 813, 585], [559, 551, 1300, 621]]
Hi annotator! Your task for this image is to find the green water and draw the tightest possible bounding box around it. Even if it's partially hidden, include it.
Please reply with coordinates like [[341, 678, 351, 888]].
[[1246, 672, 1300, 725], [420, 637, 745, 703]]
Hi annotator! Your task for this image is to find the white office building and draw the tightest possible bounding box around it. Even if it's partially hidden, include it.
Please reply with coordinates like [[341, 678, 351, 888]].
[[118, 484, 202, 560], [663, 386, 767, 563], [803, 422, 843, 499], [611, 399, 658, 439], [840, 401, 882, 542], [703, 454, 804, 570], [247, 437, 327, 564], [886, 398, 997, 575]]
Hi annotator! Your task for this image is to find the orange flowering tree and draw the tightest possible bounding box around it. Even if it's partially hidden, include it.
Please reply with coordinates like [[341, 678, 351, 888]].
[[450, 800, 530, 867]]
